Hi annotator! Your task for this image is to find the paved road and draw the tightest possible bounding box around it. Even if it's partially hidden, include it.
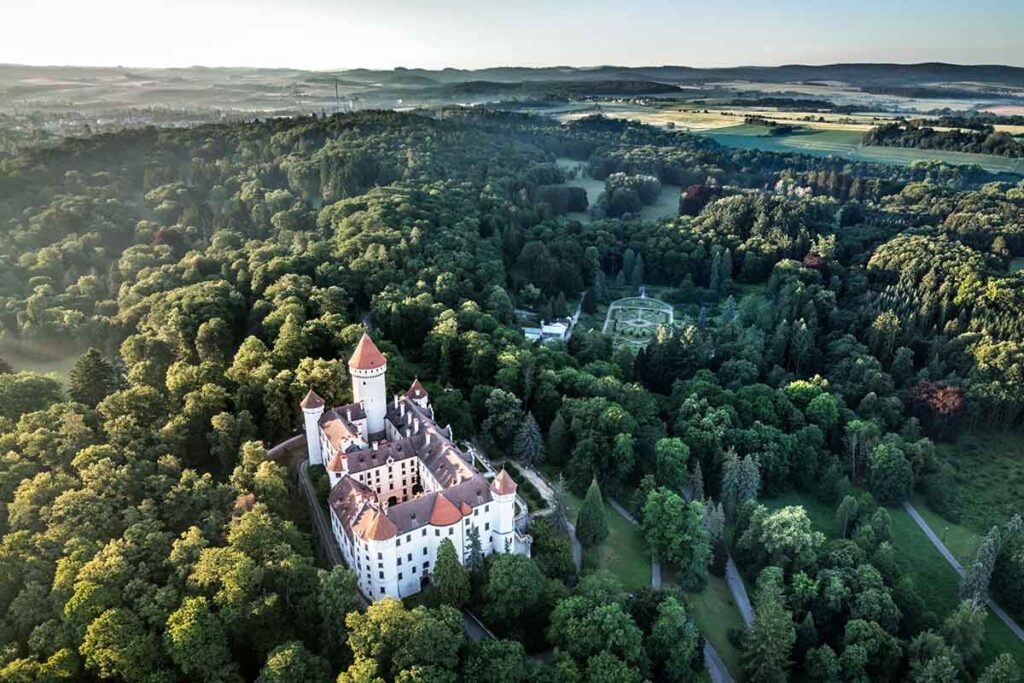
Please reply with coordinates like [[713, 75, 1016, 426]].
[[903, 501, 1024, 641], [726, 558, 754, 627]]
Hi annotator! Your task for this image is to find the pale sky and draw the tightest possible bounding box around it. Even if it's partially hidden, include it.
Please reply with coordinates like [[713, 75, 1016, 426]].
[[2, 0, 1023, 70]]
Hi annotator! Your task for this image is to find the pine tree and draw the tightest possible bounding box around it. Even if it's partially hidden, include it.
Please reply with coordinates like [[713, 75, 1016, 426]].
[[433, 538, 469, 609], [512, 412, 544, 465], [630, 254, 645, 288], [721, 449, 742, 521], [553, 291, 569, 318], [709, 249, 723, 294], [742, 572, 795, 682], [738, 455, 761, 507], [961, 524, 1001, 603], [547, 412, 570, 465], [576, 478, 609, 548], [594, 270, 609, 303], [465, 525, 486, 587], [722, 295, 737, 324], [68, 347, 117, 407], [691, 461, 705, 501]]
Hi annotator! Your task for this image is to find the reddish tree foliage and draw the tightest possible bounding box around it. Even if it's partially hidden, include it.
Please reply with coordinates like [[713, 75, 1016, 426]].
[[908, 380, 965, 440], [802, 253, 827, 270]]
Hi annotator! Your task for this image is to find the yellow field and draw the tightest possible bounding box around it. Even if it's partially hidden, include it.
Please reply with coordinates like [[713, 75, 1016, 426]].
[[560, 104, 1024, 137]]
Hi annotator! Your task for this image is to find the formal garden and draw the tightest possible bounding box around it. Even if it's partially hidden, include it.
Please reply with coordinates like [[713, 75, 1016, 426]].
[[601, 295, 674, 348]]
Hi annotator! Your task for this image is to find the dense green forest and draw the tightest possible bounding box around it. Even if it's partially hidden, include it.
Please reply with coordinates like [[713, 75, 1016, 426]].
[[0, 108, 1022, 681]]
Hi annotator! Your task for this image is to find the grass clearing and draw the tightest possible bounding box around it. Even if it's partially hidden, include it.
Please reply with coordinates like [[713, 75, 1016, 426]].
[[935, 430, 1024, 533], [888, 505, 1024, 669], [0, 339, 80, 384], [763, 491, 1023, 667], [563, 490, 652, 592], [682, 572, 746, 679]]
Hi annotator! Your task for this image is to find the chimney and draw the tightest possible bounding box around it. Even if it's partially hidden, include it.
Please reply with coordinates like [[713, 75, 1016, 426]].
[[346, 408, 352, 421], [426, 430, 432, 446], [400, 402, 406, 418], [394, 396, 398, 409], [414, 418, 420, 435], [372, 441, 378, 451]]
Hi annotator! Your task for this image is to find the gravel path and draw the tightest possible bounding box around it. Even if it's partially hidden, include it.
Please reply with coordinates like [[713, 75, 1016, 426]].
[[903, 501, 1024, 641]]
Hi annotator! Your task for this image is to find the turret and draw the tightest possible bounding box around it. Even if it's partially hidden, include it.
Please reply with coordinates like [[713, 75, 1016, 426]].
[[489, 468, 518, 553], [349, 333, 388, 437], [300, 388, 325, 466]]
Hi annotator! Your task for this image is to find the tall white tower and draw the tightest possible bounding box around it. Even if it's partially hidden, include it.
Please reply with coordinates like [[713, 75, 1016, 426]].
[[349, 333, 388, 437], [300, 388, 325, 465], [490, 468, 518, 553]]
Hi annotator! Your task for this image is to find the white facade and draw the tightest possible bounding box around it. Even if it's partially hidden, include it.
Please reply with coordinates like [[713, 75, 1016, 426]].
[[304, 334, 531, 601]]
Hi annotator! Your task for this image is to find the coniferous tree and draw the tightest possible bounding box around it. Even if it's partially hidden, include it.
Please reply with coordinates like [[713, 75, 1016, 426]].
[[547, 412, 570, 465], [961, 525, 1001, 603], [512, 412, 545, 465], [553, 291, 569, 318], [691, 461, 705, 501], [465, 525, 486, 588], [742, 570, 795, 682], [433, 538, 470, 609], [576, 478, 609, 548], [68, 347, 117, 407], [551, 473, 570, 530], [594, 270, 609, 304]]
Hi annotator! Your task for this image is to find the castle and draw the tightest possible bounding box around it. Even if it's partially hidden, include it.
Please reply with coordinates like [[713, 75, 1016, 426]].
[[301, 333, 531, 600]]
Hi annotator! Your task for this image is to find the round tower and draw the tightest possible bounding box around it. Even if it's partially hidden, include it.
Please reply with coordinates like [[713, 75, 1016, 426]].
[[300, 388, 325, 466], [349, 333, 388, 438], [489, 468, 518, 553]]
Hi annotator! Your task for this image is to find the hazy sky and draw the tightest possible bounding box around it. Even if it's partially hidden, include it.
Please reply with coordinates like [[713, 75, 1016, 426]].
[[3, 0, 1023, 70]]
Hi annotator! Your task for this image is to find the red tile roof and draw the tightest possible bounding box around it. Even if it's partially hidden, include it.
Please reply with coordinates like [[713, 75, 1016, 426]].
[[459, 501, 473, 516], [407, 378, 428, 399], [430, 493, 462, 526], [300, 388, 325, 409], [490, 468, 518, 496], [349, 333, 386, 370], [353, 506, 397, 541]]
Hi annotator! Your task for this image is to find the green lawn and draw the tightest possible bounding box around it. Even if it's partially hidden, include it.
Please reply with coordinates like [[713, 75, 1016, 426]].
[[935, 431, 1024, 533], [564, 490, 652, 592], [681, 572, 746, 679], [888, 505, 1024, 670], [763, 492, 1023, 668], [909, 494, 981, 565]]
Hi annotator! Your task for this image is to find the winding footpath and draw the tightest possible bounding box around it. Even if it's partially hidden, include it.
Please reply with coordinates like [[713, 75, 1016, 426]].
[[902, 501, 1024, 641], [605, 496, 733, 683]]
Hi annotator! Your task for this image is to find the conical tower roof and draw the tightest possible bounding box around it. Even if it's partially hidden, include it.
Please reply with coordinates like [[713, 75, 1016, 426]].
[[349, 333, 387, 370]]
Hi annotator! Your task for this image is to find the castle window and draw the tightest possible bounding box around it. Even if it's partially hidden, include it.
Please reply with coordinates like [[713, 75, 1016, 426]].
[[397, 558, 402, 566], [412, 566, 416, 574], [448, 528, 453, 535], [378, 571, 384, 579], [435, 530, 440, 537], [422, 529, 427, 537], [485, 523, 490, 530], [407, 553, 412, 561], [423, 548, 428, 555], [485, 505, 490, 512], [377, 552, 382, 560], [473, 509, 478, 516], [398, 572, 403, 580], [396, 538, 401, 547], [379, 587, 384, 594]]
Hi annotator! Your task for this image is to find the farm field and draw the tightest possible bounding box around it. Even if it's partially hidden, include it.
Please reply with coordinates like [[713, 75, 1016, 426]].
[[700, 124, 1024, 175]]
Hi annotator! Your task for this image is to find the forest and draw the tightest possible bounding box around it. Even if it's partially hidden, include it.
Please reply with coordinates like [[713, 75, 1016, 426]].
[[0, 106, 1022, 682]]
